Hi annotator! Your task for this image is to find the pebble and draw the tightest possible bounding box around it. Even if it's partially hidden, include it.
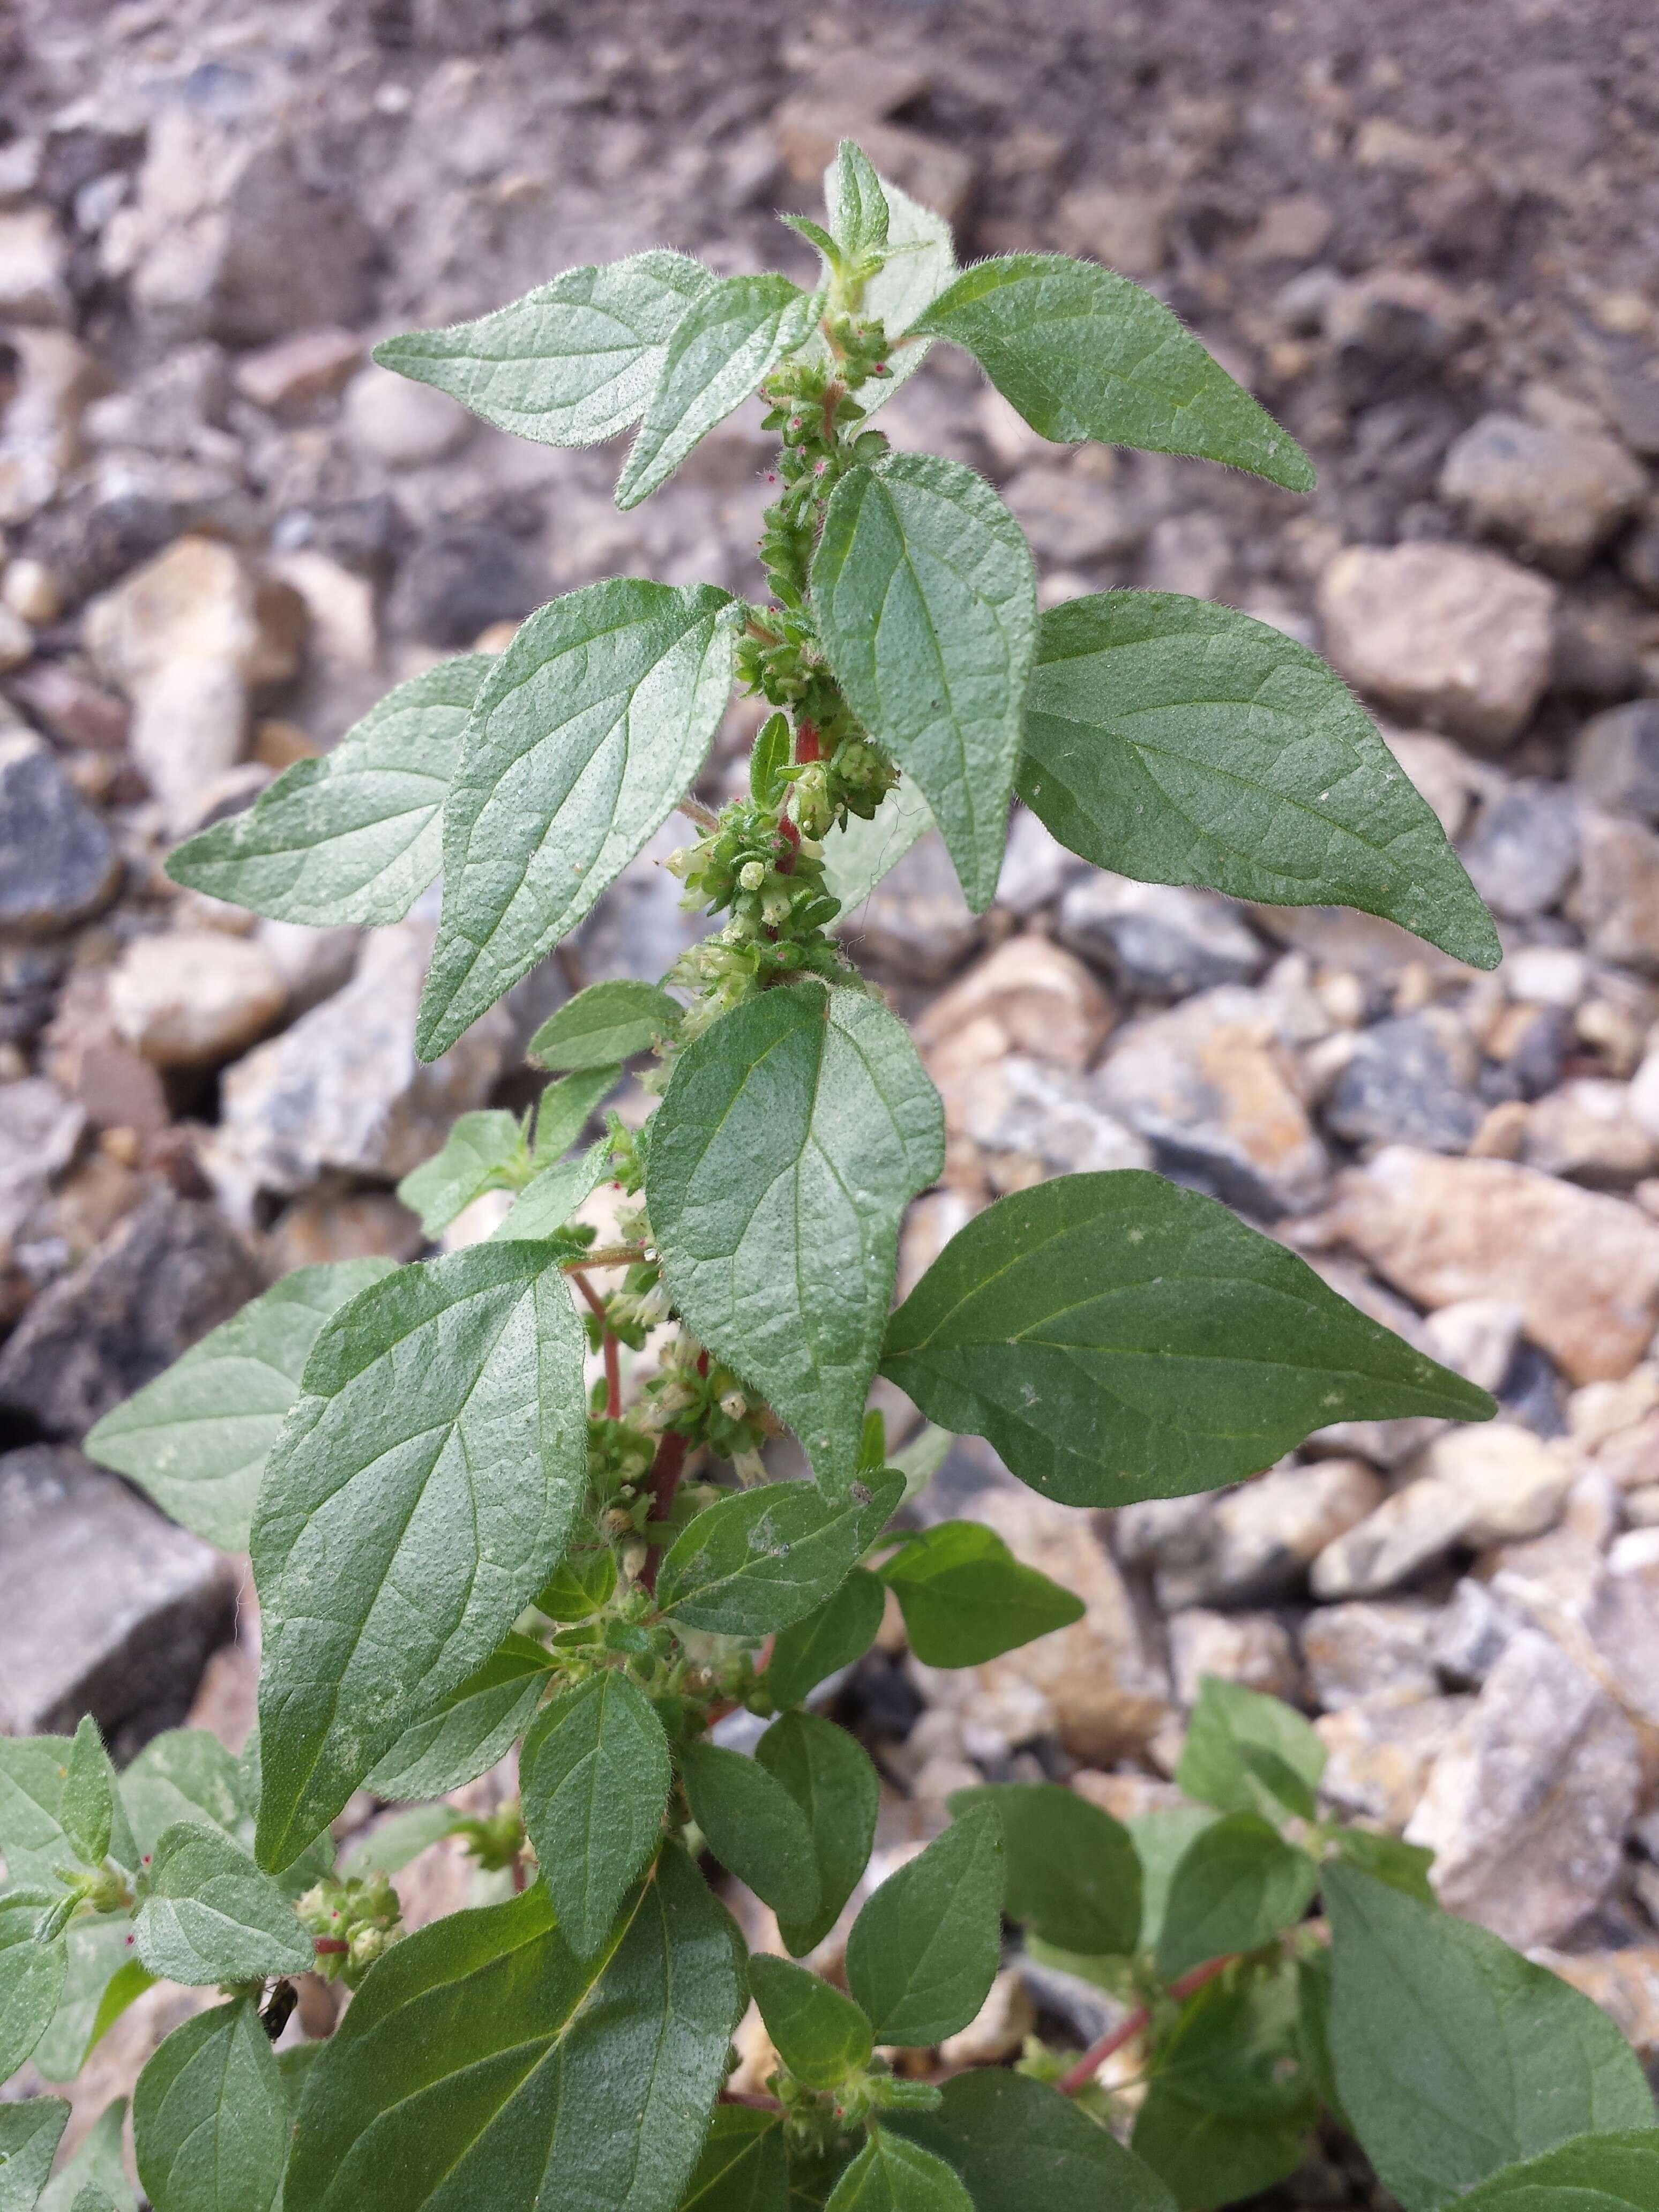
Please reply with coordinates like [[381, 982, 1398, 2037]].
[[1458, 781, 1580, 919], [1, 555, 61, 625], [916, 933, 1115, 1075], [1523, 1078, 1658, 1186], [1310, 1477, 1479, 1600], [1301, 1599, 1443, 1711], [0, 204, 70, 324], [1504, 943, 1589, 1010], [1572, 700, 1659, 821], [956, 1056, 1151, 1183], [1316, 542, 1558, 748], [1438, 412, 1647, 574], [1057, 874, 1268, 996], [0, 728, 122, 935], [1167, 1609, 1301, 1706], [1567, 813, 1659, 974], [343, 363, 474, 468], [1431, 1576, 1523, 1687], [1144, 1457, 1386, 1608], [0, 1076, 85, 1244], [994, 806, 1084, 916], [1053, 185, 1170, 277], [1001, 462, 1143, 564], [1322, 1009, 1483, 1154], [108, 929, 288, 1069], [845, 831, 982, 982], [1316, 1693, 1473, 1832], [0, 603, 32, 671], [232, 325, 365, 416], [387, 523, 538, 648]]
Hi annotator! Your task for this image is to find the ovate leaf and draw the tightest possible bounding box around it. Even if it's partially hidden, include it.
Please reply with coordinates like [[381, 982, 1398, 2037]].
[[1177, 1677, 1326, 1823], [650, 982, 944, 1494], [338, 1804, 458, 1881], [121, 1730, 251, 1860], [1154, 1814, 1318, 1982], [657, 1473, 903, 1638], [283, 1852, 744, 2212], [882, 1171, 1496, 1508], [495, 1144, 611, 1247], [0, 1897, 65, 2084], [133, 1824, 311, 1986], [1130, 1806, 1221, 1954], [765, 1569, 886, 1709], [1452, 2132, 1659, 2210], [820, 775, 935, 915], [679, 1743, 821, 1926], [365, 1631, 556, 1802], [1131, 2085, 1307, 2212], [748, 1954, 872, 2090], [947, 1783, 1140, 1955], [823, 2134, 971, 2212], [1324, 1864, 1657, 2211], [251, 1243, 588, 1869], [0, 1740, 73, 1889], [916, 255, 1316, 492], [879, 1521, 1083, 1665], [417, 580, 734, 1059], [1019, 592, 1499, 969], [167, 656, 489, 925], [395, 1110, 525, 1237], [528, 980, 683, 1071], [826, 141, 890, 260], [373, 251, 712, 445], [531, 1064, 627, 1167], [617, 273, 818, 509], [519, 1671, 671, 1960], [30, 1916, 137, 2083], [813, 455, 1036, 913], [0, 2099, 70, 2212], [754, 1713, 879, 1957], [86, 1259, 397, 1553], [844, 1806, 1004, 2046], [681, 2107, 787, 2212], [133, 1997, 288, 2212], [33, 2099, 130, 2212], [887, 2068, 1177, 2212], [1332, 1827, 1437, 1905]]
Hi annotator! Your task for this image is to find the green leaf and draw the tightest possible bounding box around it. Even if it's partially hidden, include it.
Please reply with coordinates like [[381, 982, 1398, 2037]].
[[1176, 1678, 1326, 1822], [30, 1916, 136, 2082], [882, 1170, 1496, 1508], [58, 1718, 115, 1871], [167, 655, 490, 926], [879, 1520, 1083, 1667], [749, 714, 793, 810], [658, 1474, 904, 1638], [252, 1242, 588, 1869], [519, 1671, 671, 1960], [1452, 2131, 1659, 2210], [844, 1805, 1003, 2046], [1332, 1827, 1437, 1905], [0, 2098, 69, 2212], [1131, 2083, 1307, 2211], [649, 981, 944, 1494], [827, 142, 890, 260], [794, 163, 956, 414], [681, 2106, 787, 2212], [916, 254, 1316, 493], [395, 1110, 525, 1237], [373, 251, 712, 446], [535, 1547, 618, 1622], [947, 1783, 1140, 1955], [1324, 1864, 1657, 2211], [417, 579, 734, 1059], [529, 981, 683, 1072], [819, 776, 935, 916], [748, 1954, 872, 2090], [887, 2068, 1177, 2212], [754, 1713, 879, 1957], [1019, 592, 1500, 970], [0, 1740, 74, 1889], [133, 1824, 311, 1986], [133, 1997, 287, 2212], [85, 1260, 397, 1553], [824, 2134, 971, 2212], [1129, 1806, 1221, 1954], [83, 1960, 158, 2064], [283, 1850, 744, 2212], [765, 1570, 886, 1709], [813, 454, 1036, 914], [34, 2099, 131, 2212], [531, 1065, 627, 1168], [617, 273, 819, 509], [121, 1730, 250, 1861], [337, 1804, 458, 1881], [496, 1137, 611, 1244], [0, 1896, 66, 2083], [679, 1742, 821, 1926], [364, 1631, 556, 1801], [1154, 1814, 1318, 1982]]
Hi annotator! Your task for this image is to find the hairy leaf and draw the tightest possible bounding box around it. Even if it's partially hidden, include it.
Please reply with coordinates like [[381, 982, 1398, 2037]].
[[883, 1171, 1496, 1507], [0, 2098, 69, 2212], [1331, 1827, 1437, 1905], [496, 1139, 611, 1245], [1131, 2084, 1307, 2212], [251, 1243, 588, 1869], [58, 1718, 116, 1872], [29, 1917, 135, 2084], [531, 1065, 627, 1166], [0, 1740, 74, 1889], [1155, 1814, 1318, 1981], [681, 2107, 787, 2212], [826, 141, 890, 260], [0, 1898, 65, 2084], [824, 2134, 971, 2212], [845, 1805, 1003, 2046], [820, 776, 935, 915], [650, 982, 943, 1493], [794, 160, 956, 413], [534, 1548, 618, 1623], [1129, 1806, 1222, 1954], [133, 1998, 288, 2212], [879, 1521, 1083, 1665], [338, 1804, 458, 1881], [748, 1955, 872, 2089], [417, 580, 733, 1058], [658, 1474, 903, 1638], [888, 2068, 1176, 2212], [121, 1730, 250, 1862], [1019, 593, 1499, 969], [755, 1712, 879, 1957], [34, 2098, 130, 2212], [519, 1671, 671, 1960], [528, 980, 683, 1071], [680, 1742, 821, 1926], [1177, 1678, 1327, 1823], [365, 1632, 556, 1802], [1452, 2132, 1659, 2210], [765, 1569, 887, 1709], [948, 1783, 1140, 1955], [133, 1824, 311, 1986], [395, 1110, 525, 1237]]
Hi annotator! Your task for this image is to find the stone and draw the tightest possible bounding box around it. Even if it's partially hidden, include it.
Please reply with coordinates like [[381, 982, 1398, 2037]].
[[2, 556, 61, 626], [938, 1970, 1035, 2068], [840, 830, 982, 981], [0, 205, 69, 324], [995, 806, 1083, 916], [1057, 873, 1268, 996], [1316, 1693, 1473, 1830], [266, 1187, 425, 1276], [387, 524, 537, 647], [108, 929, 288, 1070], [0, 1186, 264, 1437], [1415, 1421, 1573, 1544], [233, 326, 365, 415], [1309, 1478, 1478, 1600], [1431, 1576, 1523, 1687], [0, 729, 121, 934], [0, 1446, 235, 1755], [1325, 1146, 1659, 1385], [1053, 186, 1170, 277], [1568, 813, 1659, 974], [1504, 944, 1589, 1010], [83, 341, 237, 463], [0, 328, 101, 526], [1572, 700, 1659, 822], [1141, 512, 1234, 602], [1167, 1609, 1301, 1706], [1301, 1600, 1443, 1712], [1325, 270, 1478, 405], [916, 934, 1115, 1075], [1458, 781, 1579, 919], [1523, 1079, 1658, 1186], [1439, 413, 1647, 574], [6, 660, 130, 750], [253, 917, 361, 1013], [1322, 1010, 1482, 1154], [1316, 543, 1558, 748], [0, 603, 31, 671], [955, 1056, 1151, 1183], [1624, 509, 1659, 603], [1404, 1629, 1640, 1947], [1000, 463, 1143, 564], [343, 364, 473, 469], [0, 1076, 83, 1244], [1149, 1458, 1386, 1608], [1093, 985, 1329, 1216]]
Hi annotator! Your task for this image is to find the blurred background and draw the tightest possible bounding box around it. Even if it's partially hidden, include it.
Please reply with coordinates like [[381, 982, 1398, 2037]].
[[3, 0, 1659, 2180]]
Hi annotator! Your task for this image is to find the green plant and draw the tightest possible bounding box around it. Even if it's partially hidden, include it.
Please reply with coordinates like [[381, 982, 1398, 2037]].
[[2, 142, 1649, 2212]]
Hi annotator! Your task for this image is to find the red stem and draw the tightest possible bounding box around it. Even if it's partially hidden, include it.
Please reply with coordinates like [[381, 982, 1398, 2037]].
[[793, 722, 820, 765], [313, 1938, 349, 1956], [570, 1269, 621, 1419], [720, 2088, 784, 2112], [1058, 1954, 1237, 2096], [775, 813, 800, 876], [638, 1431, 689, 1595]]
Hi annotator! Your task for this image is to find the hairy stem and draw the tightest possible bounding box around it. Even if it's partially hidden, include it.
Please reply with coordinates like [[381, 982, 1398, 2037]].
[[1058, 1954, 1238, 2096], [638, 1430, 689, 1596]]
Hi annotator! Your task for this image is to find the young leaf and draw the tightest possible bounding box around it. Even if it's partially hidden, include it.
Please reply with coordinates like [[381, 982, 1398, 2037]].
[[915, 254, 1316, 493], [85, 1963, 158, 2069], [133, 1997, 288, 2212], [826, 141, 890, 260], [59, 1717, 116, 1870], [167, 655, 490, 926], [497, 1140, 611, 1246], [85, 1258, 397, 1553], [813, 454, 1036, 914], [0, 2098, 70, 2212], [794, 160, 956, 413], [1129, 1805, 1221, 1953], [132, 1824, 312, 1986], [882, 1170, 1496, 1508], [616, 272, 819, 509], [395, 1110, 524, 1237], [282, 1850, 744, 2212], [528, 980, 683, 1072], [0, 1739, 75, 1889], [754, 1712, 879, 1957], [0, 1897, 66, 2084], [363, 1631, 556, 1802], [679, 1742, 821, 1926], [748, 1954, 872, 2089], [338, 1804, 458, 1881], [373, 250, 711, 446], [30, 1915, 134, 2082], [121, 1730, 251, 1861], [251, 1243, 588, 1870], [657, 1473, 904, 1638], [765, 1568, 887, 1709], [534, 1547, 618, 1622], [416, 580, 734, 1059], [947, 1783, 1141, 1956], [1019, 592, 1500, 970], [887, 2068, 1177, 2212], [519, 1671, 671, 1960], [1324, 1863, 1657, 2211], [819, 775, 935, 915], [1154, 1814, 1318, 1981], [1177, 1678, 1327, 1822], [844, 1804, 1004, 2046], [681, 2106, 788, 2212], [33, 2098, 131, 2212], [530, 1064, 627, 1166], [823, 2133, 972, 2212], [878, 1521, 1083, 1666], [649, 982, 944, 1494], [1450, 2131, 1659, 2210], [748, 713, 793, 809]]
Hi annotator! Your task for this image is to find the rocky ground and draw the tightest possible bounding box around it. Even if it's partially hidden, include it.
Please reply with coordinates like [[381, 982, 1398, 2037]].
[[4, 0, 1659, 2195]]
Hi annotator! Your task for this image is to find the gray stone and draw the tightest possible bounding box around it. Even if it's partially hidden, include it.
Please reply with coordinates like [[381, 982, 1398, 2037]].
[[995, 806, 1083, 916], [0, 729, 121, 935], [1572, 701, 1659, 822], [0, 1186, 264, 1438], [387, 525, 536, 647], [1458, 781, 1580, 918], [1301, 1600, 1443, 1712], [1148, 1458, 1386, 1608], [0, 1446, 236, 1757], [1602, 369, 1659, 462], [1323, 1010, 1483, 1154], [1317, 1692, 1474, 1831], [1057, 873, 1267, 996], [846, 831, 982, 982], [1623, 510, 1659, 603], [0, 1076, 84, 1244], [957, 1057, 1150, 1178], [1430, 1575, 1523, 1688], [1567, 813, 1659, 974], [1439, 412, 1647, 575], [1168, 1609, 1301, 1705], [1000, 463, 1142, 564]]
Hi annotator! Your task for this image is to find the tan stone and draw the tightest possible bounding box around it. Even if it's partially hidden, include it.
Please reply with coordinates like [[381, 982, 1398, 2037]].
[[109, 929, 287, 1068], [915, 933, 1114, 1074], [1317, 1693, 1472, 1830], [1054, 186, 1170, 276], [1408, 1422, 1572, 1547], [1523, 1077, 1659, 1184], [85, 534, 305, 692], [1153, 1458, 1385, 1607], [1310, 1478, 1476, 1599], [1301, 1600, 1442, 1712], [939, 1969, 1036, 2066], [1569, 814, 1659, 975], [233, 325, 364, 414], [1167, 1609, 1301, 1705]]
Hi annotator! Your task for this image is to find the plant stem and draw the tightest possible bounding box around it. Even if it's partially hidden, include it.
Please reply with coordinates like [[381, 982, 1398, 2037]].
[[638, 1430, 689, 1596], [569, 1269, 623, 1419], [562, 1246, 648, 1271], [1057, 1954, 1238, 2096], [679, 795, 720, 832]]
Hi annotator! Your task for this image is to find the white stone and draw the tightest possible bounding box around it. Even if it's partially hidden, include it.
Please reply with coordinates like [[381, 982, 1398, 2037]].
[[109, 929, 288, 1068], [343, 364, 473, 468]]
